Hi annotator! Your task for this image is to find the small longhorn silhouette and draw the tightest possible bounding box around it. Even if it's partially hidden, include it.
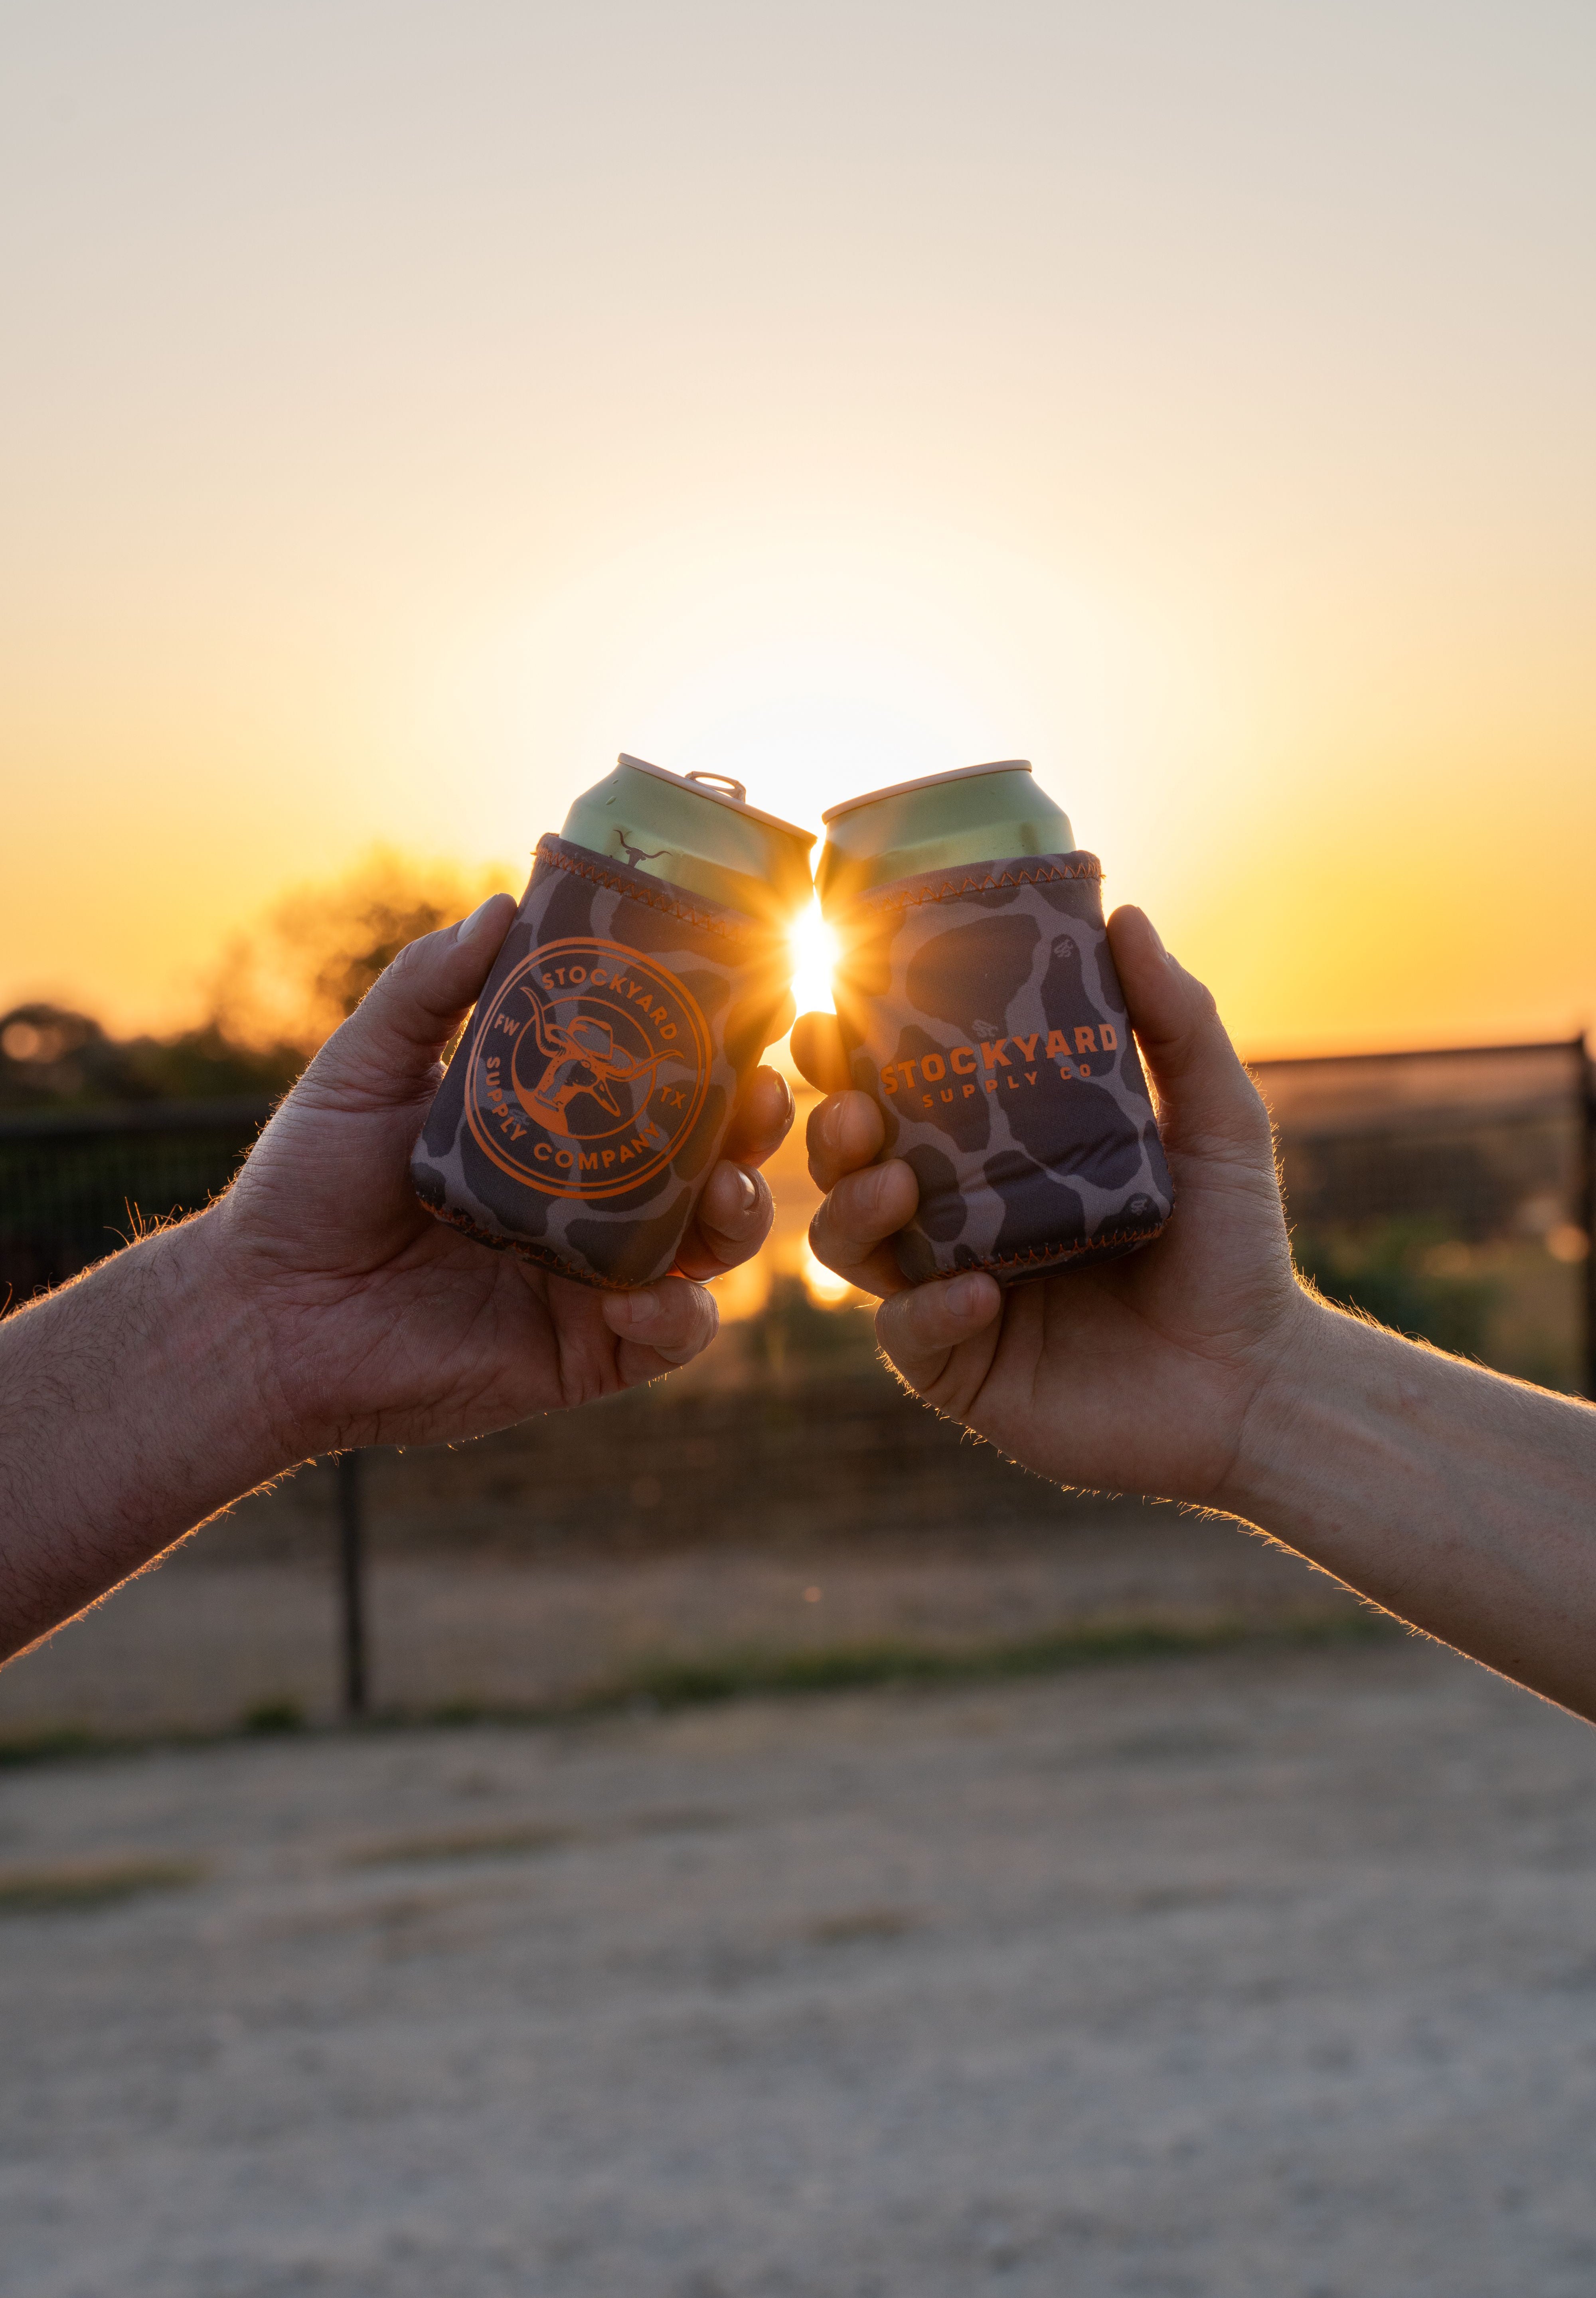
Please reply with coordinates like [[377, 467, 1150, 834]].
[[515, 992, 685, 1135]]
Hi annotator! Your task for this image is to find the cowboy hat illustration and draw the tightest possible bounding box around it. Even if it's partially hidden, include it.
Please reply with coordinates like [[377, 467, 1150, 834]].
[[515, 995, 685, 1135]]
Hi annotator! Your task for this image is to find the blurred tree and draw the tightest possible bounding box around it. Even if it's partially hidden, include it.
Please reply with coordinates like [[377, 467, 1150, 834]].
[[753, 1273, 878, 1380], [0, 1002, 302, 1111], [1293, 1219, 1497, 1360], [0, 849, 516, 1109], [205, 846, 518, 1057]]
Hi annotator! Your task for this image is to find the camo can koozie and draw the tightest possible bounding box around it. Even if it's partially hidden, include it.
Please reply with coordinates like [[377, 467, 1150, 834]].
[[830, 836, 1174, 1285], [411, 833, 795, 1290]]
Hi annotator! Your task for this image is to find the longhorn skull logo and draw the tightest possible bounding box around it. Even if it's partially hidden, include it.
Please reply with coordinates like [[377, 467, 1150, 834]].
[[514, 991, 686, 1135]]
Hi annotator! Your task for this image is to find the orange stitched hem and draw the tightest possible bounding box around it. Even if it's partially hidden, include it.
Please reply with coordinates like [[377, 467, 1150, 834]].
[[852, 853, 1102, 918], [922, 1214, 1170, 1279], [536, 835, 766, 947], [417, 1193, 647, 1293]]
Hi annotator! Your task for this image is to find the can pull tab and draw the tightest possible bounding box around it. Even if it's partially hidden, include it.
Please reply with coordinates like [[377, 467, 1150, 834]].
[[684, 770, 747, 804]]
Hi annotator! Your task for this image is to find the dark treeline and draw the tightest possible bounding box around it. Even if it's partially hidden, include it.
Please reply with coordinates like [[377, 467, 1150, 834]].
[[0, 849, 514, 1114], [0, 1004, 302, 1113]]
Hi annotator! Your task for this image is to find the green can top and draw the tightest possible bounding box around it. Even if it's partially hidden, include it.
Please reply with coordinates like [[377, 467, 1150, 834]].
[[814, 760, 1076, 910], [561, 755, 816, 925]]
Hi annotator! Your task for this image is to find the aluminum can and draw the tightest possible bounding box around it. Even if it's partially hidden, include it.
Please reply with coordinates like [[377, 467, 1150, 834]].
[[412, 756, 814, 1289], [818, 760, 1173, 1284]]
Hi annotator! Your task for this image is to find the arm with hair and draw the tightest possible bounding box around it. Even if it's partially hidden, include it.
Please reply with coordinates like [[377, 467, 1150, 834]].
[[0, 1210, 287, 1661], [1225, 1299, 1596, 1718], [794, 910, 1596, 1722], [0, 896, 793, 1664]]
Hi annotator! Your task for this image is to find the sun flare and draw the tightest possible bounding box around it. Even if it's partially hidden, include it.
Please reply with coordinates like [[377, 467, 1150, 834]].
[[788, 898, 838, 1019]]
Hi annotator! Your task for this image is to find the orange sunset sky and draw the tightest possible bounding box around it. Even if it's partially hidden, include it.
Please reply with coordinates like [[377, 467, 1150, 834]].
[[3, 3, 1593, 1056]]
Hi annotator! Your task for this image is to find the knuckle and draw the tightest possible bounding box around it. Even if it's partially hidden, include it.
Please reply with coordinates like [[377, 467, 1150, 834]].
[[1238, 1074, 1272, 1131], [1189, 976, 1220, 1025], [385, 934, 432, 991], [658, 1283, 714, 1353]]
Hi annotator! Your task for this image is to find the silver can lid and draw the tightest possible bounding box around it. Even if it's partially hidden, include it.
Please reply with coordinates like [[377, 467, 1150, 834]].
[[820, 761, 1032, 826], [617, 754, 814, 844]]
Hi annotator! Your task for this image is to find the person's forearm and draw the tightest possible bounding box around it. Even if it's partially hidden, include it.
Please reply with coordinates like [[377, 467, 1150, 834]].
[[1226, 1296, 1596, 1718], [0, 1211, 294, 1663]]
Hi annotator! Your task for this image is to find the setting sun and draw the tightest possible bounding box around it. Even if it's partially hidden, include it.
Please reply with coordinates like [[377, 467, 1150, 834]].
[[788, 898, 839, 1021], [3, 7, 1594, 1063], [800, 1242, 855, 1308]]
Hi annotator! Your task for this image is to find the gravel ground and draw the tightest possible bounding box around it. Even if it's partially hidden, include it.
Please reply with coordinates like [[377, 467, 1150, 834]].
[[4, 1639, 1596, 2297]]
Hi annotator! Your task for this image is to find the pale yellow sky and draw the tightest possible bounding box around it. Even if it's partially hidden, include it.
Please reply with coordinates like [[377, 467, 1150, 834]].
[[3, 2, 1592, 1052]]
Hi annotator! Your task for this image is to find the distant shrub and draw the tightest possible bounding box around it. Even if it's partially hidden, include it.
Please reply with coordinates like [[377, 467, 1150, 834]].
[[0, 1001, 300, 1113], [753, 1274, 878, 1378], [1, 848, 516, 1112], [206, 845, 517, 1058], [1292, 1218, 1497, 1358]]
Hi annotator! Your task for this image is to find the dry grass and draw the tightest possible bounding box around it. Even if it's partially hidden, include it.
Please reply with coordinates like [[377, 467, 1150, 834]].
[[806, 1905, 919, 1945], [0, 1609, 1396, 1771], [347, 1823, 580, 1868], [0, 1857, 205, 1915]]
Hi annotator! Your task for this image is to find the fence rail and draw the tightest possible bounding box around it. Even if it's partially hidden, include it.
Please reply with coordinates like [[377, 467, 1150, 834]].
[[0, 1095, 273, 1307], [1252, 1034, 1594, 1396]]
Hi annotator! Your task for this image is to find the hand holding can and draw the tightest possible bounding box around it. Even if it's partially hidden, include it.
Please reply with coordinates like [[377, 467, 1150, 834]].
[[816, 761, 1173, 1283], [412, 756, 813, 1290]]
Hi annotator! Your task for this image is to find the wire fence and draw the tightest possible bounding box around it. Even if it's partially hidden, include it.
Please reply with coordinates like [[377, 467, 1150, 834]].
[[1253, 1037, 1594, 1396], [1, 1040, 1591, 1737], [0, 1096, 273, 1308]]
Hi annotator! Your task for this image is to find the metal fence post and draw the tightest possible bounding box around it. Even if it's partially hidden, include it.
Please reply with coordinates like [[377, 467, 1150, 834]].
[[336, 1450, 369, 1718]]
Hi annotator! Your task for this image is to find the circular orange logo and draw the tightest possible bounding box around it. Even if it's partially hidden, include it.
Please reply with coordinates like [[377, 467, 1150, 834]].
[[464, 937, 711, 1200]]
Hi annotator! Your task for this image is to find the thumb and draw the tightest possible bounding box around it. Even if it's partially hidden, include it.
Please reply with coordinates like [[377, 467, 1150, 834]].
[[1106, 906, 1272, 1161], [874, 1271, 1004, 1410], [300, 894, 518, 1111]]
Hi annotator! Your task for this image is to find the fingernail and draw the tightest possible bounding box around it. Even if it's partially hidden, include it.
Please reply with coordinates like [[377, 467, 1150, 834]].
[[456, 896, 499, 944], [773, 1073, 795, 1129], [611, 1287, 659, 1327], [946, 1274, 988, 1318], [735, 1167, 758, 1215]]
